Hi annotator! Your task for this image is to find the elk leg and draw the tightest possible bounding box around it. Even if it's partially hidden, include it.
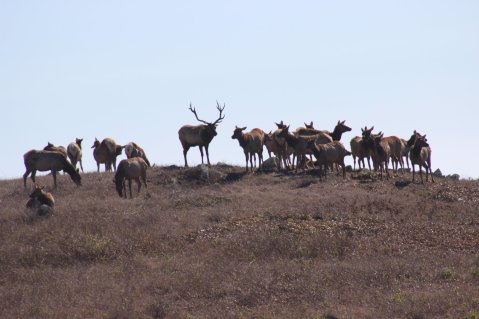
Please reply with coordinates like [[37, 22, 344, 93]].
[[122, 180, 127, 198], [52, 171, 57, 188], [205, 145, 212, 166], [199, 146, 205, 165], [183, 146, 190, 167], [135, 177, 141, 195], [31, 170, 37, 185], [23, 169, 31, 188], [244, 151, 249, 172], [80, 160, 84, 173], [128, 179, 133, 198], [412, 164, 416, 183]]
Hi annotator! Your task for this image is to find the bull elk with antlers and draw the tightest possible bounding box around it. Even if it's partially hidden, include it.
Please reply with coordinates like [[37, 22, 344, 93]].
[[178, 102, 225, 167]]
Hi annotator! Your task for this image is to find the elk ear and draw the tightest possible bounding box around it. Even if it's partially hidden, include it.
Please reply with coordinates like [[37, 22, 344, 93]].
[[361, 127, 365, 132], [370, 126, 374, 131], [341, 120, 346, 124], [337, 120, 341, 125], [241, 126, 247, 131]]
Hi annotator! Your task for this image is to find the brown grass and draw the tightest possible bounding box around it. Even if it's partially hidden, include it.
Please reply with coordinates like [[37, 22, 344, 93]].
[[1, 166, 478, 318]]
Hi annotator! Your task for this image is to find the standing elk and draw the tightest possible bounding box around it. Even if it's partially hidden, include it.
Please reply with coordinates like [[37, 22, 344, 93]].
[[409, 132, 434, 184], [43, 142, 67, 158], [277, 125, 318, 172], [312, 141, 351, 180], [92, 138, 123, 172], [113, 157, 148, 198], [371, 132, 391, 180], [124, 142, 151, 167], [350, 136, 371, 171], [231, 126, 265, 172], [23, 150, 81, 188], [67, 138, 84, 172], [178, 102, 225, 167]]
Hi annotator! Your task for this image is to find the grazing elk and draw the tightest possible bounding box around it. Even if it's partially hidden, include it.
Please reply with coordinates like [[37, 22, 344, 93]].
[[231, 126, 265, 172], [312, 141, 350, 180], [409, 133, 434, 184], [178, 102, 225, 167], [92, 138, 123, 172], [26, 184, 55, 216], [23, 150, 81, 188], [124, 142, 151, 167], [113, 157, 148, 198], [43, 142, 67, 158], [67, 138, 84, 172], [350, 136, 371, 171]]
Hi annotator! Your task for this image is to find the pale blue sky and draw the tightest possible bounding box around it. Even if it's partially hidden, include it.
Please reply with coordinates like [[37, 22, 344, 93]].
[[1, 1, 478, 179]]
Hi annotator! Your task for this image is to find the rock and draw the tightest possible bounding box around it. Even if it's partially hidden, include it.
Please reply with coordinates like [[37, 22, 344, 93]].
[[262, 157, 279, 172], [434, 169, 443, 177], [447, 174, 460, 181]]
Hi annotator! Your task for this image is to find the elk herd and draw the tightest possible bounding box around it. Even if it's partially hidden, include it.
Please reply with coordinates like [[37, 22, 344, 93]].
[[22, 102, 435, 207]]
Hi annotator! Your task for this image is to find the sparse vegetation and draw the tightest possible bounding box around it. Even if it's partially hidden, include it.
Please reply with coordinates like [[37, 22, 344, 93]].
[[0, 165, 478, 318]]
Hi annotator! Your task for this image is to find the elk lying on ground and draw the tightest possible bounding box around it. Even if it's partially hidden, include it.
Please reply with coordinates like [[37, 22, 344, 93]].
[[231, 126, 265, 172], [67, 138, 84, 172], [43, 142, 67, 158], [409, 133, 434, 184], [124, 142, 151, 167], [26, 184, 55, 216], [312, 141, 350, 180], [178, 102, 225, 167], [23, 150, 81, 188], [92, 138, 123, 172], [350, 136, 371, 171], [113, 157, 148, 198]]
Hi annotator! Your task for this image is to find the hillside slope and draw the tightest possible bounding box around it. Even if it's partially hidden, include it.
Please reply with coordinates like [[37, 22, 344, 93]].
[[0, 165, 478, 318]]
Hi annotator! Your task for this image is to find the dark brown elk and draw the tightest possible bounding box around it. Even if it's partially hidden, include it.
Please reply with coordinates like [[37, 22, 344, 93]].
[[312, 141, 351, 180], [113, 157, 148, 198], [67, 138, 84, 172], [43, 142, 67, 158], [363, 129, 391, 179], [23, 150, 81, 188], [92, 138, 123, 172], [350, 136, 371, 171], [124, 142, 151, 167], [409, 133, 434, 184], [26, 184, 55, 216], [231, 126, 265, 172], [178, 102, 225, 167]]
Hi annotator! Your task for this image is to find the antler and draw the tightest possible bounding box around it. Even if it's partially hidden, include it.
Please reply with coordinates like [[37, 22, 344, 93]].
[[188, 103, 209, 124], [212, 101, 225, 125]]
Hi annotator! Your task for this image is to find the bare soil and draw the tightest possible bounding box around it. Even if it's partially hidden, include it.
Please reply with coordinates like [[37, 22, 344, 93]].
[[0, 165, 478, 319]]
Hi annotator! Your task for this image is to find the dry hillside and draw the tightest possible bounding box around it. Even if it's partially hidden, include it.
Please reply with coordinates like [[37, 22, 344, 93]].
[[0, 165, 478, 319]]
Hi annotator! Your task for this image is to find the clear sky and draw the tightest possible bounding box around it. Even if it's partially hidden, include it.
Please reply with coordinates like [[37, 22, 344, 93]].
[[1, 1, 478, 179]]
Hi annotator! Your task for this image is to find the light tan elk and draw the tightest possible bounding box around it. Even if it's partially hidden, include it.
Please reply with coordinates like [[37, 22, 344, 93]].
[[23, 150, 81, 188], [350, 136, 371, 171], [409, 132, 434, 184], [92, 138, 123, 172], [124, 142, 151, 167], [178, 102, 225, 167], [26, 184, 55, 216], [113, 157, 148, 198], [67, 138, 84, 172], [361, 126, 404, 174], [231, 126, 265, 172], [43, 142, 67, 157], [312, 141, 351, 180]]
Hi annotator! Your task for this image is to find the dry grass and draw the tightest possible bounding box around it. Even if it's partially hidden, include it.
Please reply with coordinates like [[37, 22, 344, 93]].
[[0, 165, 478, 318]]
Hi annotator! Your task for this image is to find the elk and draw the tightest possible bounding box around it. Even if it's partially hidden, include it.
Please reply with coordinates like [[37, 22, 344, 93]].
[[113, 157, 148, 198], [350, 136, 371, 171], [26, 184, 55, 216], [23, 150, 81, 188], [124, 142, 151, 167], [312, 141, 350, 180], [92, 137, 123, 172], [67, 138, 84, 172], [43, 142, 67, 158], [231, 126, 265, 172], [178, 102, 225, 167], [409, 133, 434, 184], [365, 132, 391, 179], [400, 138, 410, 170], [277, 125, 317, 172]]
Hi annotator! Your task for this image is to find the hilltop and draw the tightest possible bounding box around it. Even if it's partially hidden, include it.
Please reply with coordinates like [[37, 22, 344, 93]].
[[0, 165, 478, 318]]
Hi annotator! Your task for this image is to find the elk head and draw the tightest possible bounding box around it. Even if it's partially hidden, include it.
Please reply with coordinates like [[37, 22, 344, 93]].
[[91, 138, 100, 149], [305, 121, 314, 129], [336, 120, 352, 133], [189, 101, 226, 136], [231, 126, 247, 139]]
